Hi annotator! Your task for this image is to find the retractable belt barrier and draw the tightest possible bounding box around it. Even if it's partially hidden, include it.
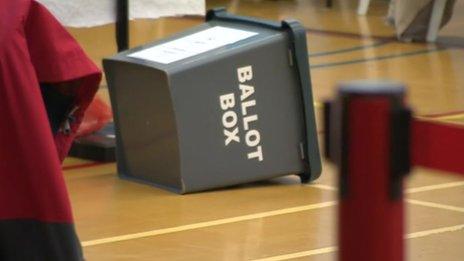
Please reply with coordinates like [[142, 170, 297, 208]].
[[324, 80, 464, 261], [412, 119, 464, 175]]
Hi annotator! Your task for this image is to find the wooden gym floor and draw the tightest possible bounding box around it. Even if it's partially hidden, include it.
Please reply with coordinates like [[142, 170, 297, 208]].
[[64, 0, 464, 260]]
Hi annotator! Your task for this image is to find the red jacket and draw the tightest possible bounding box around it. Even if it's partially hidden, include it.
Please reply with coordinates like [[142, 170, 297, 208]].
[[0, 0, 101, 260]]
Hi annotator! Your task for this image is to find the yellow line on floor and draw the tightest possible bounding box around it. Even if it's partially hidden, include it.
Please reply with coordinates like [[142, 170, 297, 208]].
[[81, 181, 464, 248], [406, 199, 464, 213], [308, 183, 464, 213], [251, 224, 464, 261], [433, 113, 464, 121], [251, 247, 338, 261], [405, 224, 464, 239], [405, 181, 464, 194], [415, 114, 464, 124], [308, 180, 464, 194], [82, 201, 336, 247], [307, 184, 338, 191]]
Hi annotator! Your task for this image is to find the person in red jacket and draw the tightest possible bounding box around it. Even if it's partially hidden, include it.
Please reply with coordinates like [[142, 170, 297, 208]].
[[0, 0, 101, 260]]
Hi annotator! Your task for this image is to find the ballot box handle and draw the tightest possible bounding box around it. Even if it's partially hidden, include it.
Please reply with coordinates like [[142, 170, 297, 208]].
[[206, 8, 282, 29], [282, 20, 322, 182], [207, 8, 322, 182]]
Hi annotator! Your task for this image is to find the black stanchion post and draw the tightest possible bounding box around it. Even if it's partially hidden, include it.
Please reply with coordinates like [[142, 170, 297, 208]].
[[116, 0, 129, 52]]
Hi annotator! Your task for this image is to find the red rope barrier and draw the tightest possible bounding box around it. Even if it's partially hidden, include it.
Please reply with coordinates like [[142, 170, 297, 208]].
[[412, 119, 464, 175]]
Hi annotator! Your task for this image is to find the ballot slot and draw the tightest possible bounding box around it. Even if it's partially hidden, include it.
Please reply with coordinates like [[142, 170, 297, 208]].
[[128, 26, 259, 64]]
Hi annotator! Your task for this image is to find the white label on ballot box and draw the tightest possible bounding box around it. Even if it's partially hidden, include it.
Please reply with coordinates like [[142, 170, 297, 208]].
[[128, 26, 258, 64]]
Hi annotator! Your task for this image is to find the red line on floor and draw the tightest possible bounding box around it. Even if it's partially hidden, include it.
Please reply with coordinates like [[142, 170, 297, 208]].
[[62, 162, 107, 171]]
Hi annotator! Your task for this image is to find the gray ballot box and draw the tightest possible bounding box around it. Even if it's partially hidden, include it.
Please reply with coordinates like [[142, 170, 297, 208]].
[[103, 8, 321, 194]]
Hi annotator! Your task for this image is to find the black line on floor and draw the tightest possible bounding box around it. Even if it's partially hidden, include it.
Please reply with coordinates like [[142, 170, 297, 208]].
[[310, 47, 447, 69], [309, 40, 393, 57], [305, 27, 396, 41]]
